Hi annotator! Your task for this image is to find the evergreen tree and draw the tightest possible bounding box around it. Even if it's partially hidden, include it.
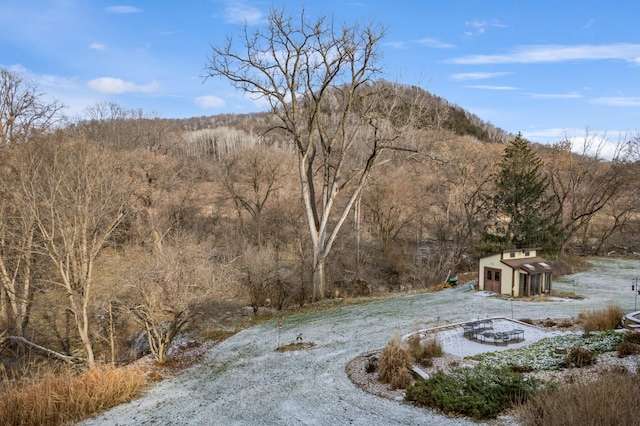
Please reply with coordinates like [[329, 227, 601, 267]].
[[481, 133, 562, 253]]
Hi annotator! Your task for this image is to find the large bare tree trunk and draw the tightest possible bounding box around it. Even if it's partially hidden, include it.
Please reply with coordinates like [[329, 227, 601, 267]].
[[206, 8, 435, 301]]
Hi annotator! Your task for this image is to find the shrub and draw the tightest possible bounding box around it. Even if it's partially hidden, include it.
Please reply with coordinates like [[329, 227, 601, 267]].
[[617, 341, 640, 358], [378, 334, 413, 389], [515, 373, 640, 426], [510, 365, 534, 373], [406, 366, 543, 420], [0, 366, 144, 426], [557, 318, 574, 328], [578, 304, 624, 332], [624, 331, 640, 345], [365, 356, 378, 374], [563, 346, 597, 368], [407, 335, 442, 367]]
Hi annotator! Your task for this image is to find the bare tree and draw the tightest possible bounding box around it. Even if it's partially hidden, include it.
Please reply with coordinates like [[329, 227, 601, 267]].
[[25, 135, 129, 368], [543, 131, 627, 254], [0, 68, 64, 146], [123, 235, 213, 364], [205, 8, 433, 299], [218, 145, 290, 246], [0, 142, 38, 337], [362, 168, 416, 258]]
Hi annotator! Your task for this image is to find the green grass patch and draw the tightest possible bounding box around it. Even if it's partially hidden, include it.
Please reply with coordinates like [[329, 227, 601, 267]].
[[467, 331, 623, 371]]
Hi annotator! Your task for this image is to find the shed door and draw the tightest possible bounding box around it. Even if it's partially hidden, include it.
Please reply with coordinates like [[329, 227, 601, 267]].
[[484, 268, 502, 293]]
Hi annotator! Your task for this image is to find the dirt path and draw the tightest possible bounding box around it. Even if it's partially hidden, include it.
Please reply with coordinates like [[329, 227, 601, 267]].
[[80, 258, 640, 425]]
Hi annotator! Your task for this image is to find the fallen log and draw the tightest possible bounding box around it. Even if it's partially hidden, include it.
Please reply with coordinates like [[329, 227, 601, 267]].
[[3, 336, 84, 364]]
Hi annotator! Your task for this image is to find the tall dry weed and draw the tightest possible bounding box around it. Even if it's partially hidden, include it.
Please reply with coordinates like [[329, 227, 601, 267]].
[[378, 334, 413, 389], [515, 373, 640, 426], [0, 366, 144, 426], [578, 303, 624, 332]]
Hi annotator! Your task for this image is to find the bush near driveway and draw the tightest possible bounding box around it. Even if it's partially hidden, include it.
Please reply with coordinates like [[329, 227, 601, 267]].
[[405, 366, 544, 420]]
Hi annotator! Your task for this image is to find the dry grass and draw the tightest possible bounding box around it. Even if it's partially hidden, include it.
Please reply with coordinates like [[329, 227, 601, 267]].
[[377, 334, 413, 390], [515, 372, 640, 426], [0, 366, 144, 426], [407, 335, 443, 367], [274, 342, 316, 352], [577, 303, 624, 332]]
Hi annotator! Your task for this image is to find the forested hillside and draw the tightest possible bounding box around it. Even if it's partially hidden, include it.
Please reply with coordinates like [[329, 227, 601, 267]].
[[1, 57, 639, 372]]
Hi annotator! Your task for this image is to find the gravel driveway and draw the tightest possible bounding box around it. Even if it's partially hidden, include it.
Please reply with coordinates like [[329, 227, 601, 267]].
[[81, 258, 640, 425]]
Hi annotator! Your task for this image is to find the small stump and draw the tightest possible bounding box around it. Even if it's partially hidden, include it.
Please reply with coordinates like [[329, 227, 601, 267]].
[[555, 347, 567, 355]]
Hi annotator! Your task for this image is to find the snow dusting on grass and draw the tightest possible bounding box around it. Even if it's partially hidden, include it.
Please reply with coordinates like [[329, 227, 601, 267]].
[[468, 330, 624, 370], [80, 258, 640, 426]]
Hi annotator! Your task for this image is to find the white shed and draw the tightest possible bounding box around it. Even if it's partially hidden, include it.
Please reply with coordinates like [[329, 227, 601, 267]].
[[477, 248, 553, 297]]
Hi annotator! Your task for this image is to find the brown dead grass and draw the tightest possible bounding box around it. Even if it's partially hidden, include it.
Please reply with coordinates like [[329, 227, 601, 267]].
[[274, 342, 316, 352], [0, 366, 144, 426], [377, 334, 413, 390], [577, 303, 624, 332], [515, 372, 640, 426]]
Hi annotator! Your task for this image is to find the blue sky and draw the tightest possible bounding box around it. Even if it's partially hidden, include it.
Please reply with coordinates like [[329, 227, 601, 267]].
[[2, 1, 639, 145]]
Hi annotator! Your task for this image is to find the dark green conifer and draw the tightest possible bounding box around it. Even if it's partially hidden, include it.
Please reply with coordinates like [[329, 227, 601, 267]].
[[482, 133, 562, 253]]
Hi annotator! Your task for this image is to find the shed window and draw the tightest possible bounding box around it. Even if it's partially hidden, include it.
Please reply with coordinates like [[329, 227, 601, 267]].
[[510, 252, 515, 258], [524, 251, 530, 256], [494, 271, 500, 281], [487, 270, 492, 280]]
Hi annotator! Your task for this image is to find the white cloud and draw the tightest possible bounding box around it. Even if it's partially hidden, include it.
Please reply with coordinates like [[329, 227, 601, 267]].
[[415, 38, 455, 49], [567, 134, 624, 159], [87, 77, 159, 94], [195, 95, 226, 108], [449, 43, 640, 64], [384, 41, 407, 49], [224, 2, 264, 25], [465, 85, 518, 90], [525, 92, 582, 99], [450, 72, 511, 81], [522, 128, 626, 158], [463, 19, 505, 38], [591, 96, 640, 107], [105, 6, 142, 14], [89, 43, 106, 50]]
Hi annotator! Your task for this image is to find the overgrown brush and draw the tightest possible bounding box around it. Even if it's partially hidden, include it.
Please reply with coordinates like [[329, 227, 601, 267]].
[[407, 335, 442, 367], [617, 340, 640, 358], [0, 366, 144, 425], [406, 366, 544, 420], [377, 334, 413, 389], [624, 330, 640, 345], [578, 303, 624, 332], [563, 346, 597, 368], [515, 373, 640, 426]]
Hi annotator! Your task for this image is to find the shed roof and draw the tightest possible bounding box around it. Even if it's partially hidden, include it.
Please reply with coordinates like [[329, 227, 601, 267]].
[[501, 256, 554, 274]]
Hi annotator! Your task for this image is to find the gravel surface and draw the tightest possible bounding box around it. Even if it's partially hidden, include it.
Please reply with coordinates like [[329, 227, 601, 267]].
[[80, 258, 640, 426]]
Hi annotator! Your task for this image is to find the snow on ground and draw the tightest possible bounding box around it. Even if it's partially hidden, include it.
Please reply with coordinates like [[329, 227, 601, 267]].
[[80, 258, 640, 426], [411, 318, 559, 358]]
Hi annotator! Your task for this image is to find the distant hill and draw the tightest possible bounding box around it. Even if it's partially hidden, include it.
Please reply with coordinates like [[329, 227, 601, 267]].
[[175, 82, 514, 145]]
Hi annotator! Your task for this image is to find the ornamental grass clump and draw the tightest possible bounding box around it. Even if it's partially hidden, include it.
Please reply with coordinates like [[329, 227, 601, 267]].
[[515, 373, 640, 426], [617, 331, 640, 357], [563, 346, 597, 368], [378, 334, 413, 390], [407, 335, 442, 367], [578, 303, 624, 333]]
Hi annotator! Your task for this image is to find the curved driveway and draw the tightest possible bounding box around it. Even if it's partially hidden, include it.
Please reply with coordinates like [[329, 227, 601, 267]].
[[82, 258, 639, 425]]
